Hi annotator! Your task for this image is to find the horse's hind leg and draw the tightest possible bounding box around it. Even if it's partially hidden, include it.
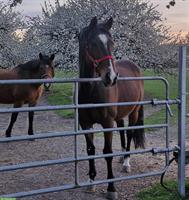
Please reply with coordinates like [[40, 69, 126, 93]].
[[123, 106, 145, 172], [123, 111, 138, 173], [116, 119, 125, 163], [5, 102, 22, 137]]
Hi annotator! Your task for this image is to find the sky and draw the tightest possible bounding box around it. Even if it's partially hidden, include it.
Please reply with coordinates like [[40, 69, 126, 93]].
[[5, 0, 189, 36]]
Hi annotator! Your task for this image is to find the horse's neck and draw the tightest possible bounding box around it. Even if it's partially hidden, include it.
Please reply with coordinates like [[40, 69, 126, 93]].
[[79, 62, 116, 103], [0, 68, 18, 80]]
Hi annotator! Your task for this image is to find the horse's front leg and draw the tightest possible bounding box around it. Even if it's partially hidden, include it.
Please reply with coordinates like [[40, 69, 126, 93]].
[[102, 122, 118, 200], [5, 102, 22, 137], [81, 125, 97, 192], [28, 102, 36, 136]]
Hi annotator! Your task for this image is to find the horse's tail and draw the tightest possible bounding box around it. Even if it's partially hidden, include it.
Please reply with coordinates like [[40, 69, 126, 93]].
[[132, 105, 145, 149]]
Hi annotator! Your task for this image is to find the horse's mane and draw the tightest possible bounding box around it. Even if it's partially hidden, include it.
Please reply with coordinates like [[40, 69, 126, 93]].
[[15, 60, 40, 71]]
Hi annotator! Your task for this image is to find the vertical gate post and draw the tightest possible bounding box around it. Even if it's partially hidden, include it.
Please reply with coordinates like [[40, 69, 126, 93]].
[[178, 45, 187, 197], [74, 82, 79, 185]]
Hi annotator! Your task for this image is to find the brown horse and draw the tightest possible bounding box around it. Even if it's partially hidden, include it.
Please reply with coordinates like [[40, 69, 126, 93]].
[[78, 17, 145, 199], [0, 53, 55, 137]]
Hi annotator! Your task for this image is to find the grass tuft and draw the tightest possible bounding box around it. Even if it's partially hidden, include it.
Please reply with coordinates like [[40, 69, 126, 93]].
[[138, 180, 189, 200]]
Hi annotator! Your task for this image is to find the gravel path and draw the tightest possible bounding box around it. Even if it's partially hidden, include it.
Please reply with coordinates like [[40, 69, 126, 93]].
[[0, 93, 187, 200]]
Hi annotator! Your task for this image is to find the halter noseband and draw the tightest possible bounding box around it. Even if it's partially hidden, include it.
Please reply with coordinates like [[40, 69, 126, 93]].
[[86, 48, 113, 68]]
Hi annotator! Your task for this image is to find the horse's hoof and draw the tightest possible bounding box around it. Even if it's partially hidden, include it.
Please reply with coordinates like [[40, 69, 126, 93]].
[[123, 165, 131, 173], [86, 184, 96, 193], [85, 179, 96, 192], [106, 191, 118, 200]]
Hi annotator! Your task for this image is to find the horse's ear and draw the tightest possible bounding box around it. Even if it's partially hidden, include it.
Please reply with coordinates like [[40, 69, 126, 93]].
[[50, 54, 55, 61], [104, 17, 113, 31], [39, 53, 43, 60], [89, 16, 97, 30]]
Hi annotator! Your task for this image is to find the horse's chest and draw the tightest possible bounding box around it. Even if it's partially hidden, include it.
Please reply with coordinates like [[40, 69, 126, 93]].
[[90, 107, 108, 123], [79, 84, 118, 125]]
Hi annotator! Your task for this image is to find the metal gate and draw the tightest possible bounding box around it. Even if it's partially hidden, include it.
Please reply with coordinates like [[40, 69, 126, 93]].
[[0, 46, 187, 198]]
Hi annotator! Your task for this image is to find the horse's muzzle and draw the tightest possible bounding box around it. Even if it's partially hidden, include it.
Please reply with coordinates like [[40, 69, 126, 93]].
[[112, 72, 119, 86], [103, 72, 119, 87]]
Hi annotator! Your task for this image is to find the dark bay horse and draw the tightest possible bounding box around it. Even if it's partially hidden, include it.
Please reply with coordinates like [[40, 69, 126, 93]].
[[78, 17, 145, 199], [0, 53, 55, 137]]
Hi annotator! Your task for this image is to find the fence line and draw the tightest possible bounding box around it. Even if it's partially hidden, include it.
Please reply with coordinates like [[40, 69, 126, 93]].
[[0, 64, 186, 198]]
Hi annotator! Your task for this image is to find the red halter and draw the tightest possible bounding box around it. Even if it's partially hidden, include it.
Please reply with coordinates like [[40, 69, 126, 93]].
[[86, 49, 113, 68]]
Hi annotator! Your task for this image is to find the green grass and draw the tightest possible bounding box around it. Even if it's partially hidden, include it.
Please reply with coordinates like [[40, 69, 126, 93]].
[[47, 69, 186, 121], [47, 70, 76, 118], [143, 70, 178, 100], [138, 180, 189, 200], [143, 70, 179, 126]]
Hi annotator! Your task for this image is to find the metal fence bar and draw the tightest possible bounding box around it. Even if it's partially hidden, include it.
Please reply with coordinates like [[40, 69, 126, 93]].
[[178, 46, 187, 197], [0, 99, 179, 114], [165, 64, 170, 167], [0, 124, 168, 143], [0, 76, 168, 84], [0, 146, 178, 172], [1, 170, 167, 198]]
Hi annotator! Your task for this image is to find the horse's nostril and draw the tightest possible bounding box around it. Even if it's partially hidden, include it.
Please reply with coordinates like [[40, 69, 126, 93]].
[[105, 72, 111, 84], [112, 76, 117, 86]]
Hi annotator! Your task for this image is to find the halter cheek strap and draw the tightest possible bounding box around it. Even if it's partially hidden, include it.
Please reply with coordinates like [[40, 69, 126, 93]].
[[95, 55, 113, 64]]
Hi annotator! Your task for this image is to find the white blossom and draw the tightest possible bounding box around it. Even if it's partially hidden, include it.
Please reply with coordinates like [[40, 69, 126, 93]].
[[0, 2, 24, 68], [24, 0, 178, 72]]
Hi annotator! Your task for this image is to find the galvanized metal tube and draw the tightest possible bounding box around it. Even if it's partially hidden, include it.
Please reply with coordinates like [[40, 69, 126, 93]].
[[0, 76, 169, 85], [1, 169, 168, 198], [164, 67, 170, 168], [74, 82, 79, 185], [0, 124, 168, 143], [0, 99, 179, 114], [178, 46, 187, 197], [0, 146, 177, 172]]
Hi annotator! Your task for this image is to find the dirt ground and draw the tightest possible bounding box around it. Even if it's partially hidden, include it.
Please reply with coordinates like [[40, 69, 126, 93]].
[[0, 92, 188, 200]]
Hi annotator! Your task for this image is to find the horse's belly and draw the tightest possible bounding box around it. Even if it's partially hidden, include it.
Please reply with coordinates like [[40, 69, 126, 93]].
[[0, 85, 43, 104], [116, 105, 136, 120]]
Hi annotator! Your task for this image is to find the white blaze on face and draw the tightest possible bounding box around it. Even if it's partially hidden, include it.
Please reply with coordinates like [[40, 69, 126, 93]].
[[98, 34, 117, 84], [99, 34, 108, 49]]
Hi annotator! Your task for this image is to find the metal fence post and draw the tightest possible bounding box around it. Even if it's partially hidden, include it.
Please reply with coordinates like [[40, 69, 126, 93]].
[[178, 45, 187, 197], [74, 82, 79, 185]]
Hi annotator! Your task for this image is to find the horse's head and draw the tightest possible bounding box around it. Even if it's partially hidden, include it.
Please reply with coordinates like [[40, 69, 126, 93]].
[[79, 17, 118, 87], [38, 53, 55, 79]]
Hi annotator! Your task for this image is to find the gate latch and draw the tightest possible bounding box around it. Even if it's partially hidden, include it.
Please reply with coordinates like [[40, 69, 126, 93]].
[[151, 99, 174, 117], [166, 101, 173, 117]]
